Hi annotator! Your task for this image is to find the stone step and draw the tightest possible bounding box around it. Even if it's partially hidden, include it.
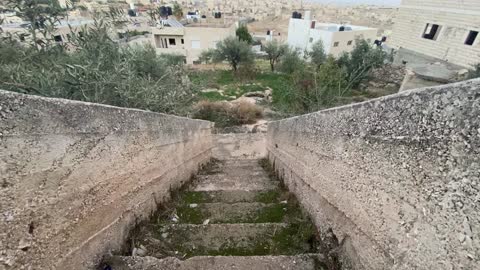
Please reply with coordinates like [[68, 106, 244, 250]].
[[175, 202, 291, 224], [198, 167, 267, 177], [178, 190, 283, 204], [104, 254, 327, 270], [218, 159, 262, 166], [135, 223, 317, 258], [191, 177, 279, 191]]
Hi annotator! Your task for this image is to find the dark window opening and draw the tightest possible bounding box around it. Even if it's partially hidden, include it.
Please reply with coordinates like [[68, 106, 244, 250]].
[[347, 40, 353, 45], [465, 30, 478, 46], [53, 35, 63, 42], [333, 42, 339, 47], [422, 23, 441, 40], [181, 38, 184, 44], [169, 38, 176, 45]]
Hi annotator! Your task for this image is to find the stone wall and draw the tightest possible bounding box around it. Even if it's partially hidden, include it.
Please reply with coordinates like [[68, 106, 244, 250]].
[[0, 90, 214, 269], [267, 79, 479, 269]]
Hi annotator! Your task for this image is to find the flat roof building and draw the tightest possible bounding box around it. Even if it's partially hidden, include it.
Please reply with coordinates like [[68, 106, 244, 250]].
[[287, 11, 378, 57], [390, 0, 480, 68], [152, 19, 238, 64]]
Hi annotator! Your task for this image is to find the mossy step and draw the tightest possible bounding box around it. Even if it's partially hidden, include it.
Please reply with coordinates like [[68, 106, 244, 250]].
[[135, 223, 318, 258], [104, 254, 328, 270], [179, 190, 283, 204], [175, 202, 298, 224]]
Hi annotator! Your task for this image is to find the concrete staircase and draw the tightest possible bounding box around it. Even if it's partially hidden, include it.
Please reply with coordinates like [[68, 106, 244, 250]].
[[104, 159, 327, 270]]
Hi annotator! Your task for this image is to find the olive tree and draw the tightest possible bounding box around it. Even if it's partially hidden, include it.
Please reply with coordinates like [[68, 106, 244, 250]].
[[200, 36, 254, 72], [308, 40, 327, 70], [7, 0, 65, 49], [264, 40, 288, 72], [337, 39, 387, 88]]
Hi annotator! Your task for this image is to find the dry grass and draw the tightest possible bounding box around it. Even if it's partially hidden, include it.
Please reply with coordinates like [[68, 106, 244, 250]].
[[192, 100, 263, 127]]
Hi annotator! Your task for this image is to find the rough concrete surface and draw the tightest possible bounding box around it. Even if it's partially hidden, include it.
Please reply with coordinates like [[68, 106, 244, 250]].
[[0, 90, 213, 269], [105, 254, 323, 270], [213, 133, 266, 160], [267, 79, 480, 269]]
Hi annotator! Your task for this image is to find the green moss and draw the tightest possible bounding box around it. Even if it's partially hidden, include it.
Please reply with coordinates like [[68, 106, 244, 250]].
[[253, 203, 286, 223], [166, 222, 318, 258], [175, 205, 205, 224], [179, 191, 209, 204], [271, 222, 317, 254], [254, 190, 280, 203]]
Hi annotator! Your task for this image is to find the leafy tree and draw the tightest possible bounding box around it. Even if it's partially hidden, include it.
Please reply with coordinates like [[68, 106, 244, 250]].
[[7, 0, 65, 50], [308, 40, 327, 70], [0, 15, 195, 115], [236, 25, 253, 44], [287, 56, 348, 112], [200, 37, 254, 72], [146, 6, 159, 24], [264, 40, 288, 72], [173, 2, 183, 19], [337, 39, 386, 89], [279, 47, 305, 74]]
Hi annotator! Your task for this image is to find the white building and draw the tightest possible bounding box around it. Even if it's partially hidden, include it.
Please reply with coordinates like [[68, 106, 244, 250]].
[[57, 0, 72, 8], [152, 19, 237, 64], [287, 11, 378, 57], [390, 0, 480, 68]]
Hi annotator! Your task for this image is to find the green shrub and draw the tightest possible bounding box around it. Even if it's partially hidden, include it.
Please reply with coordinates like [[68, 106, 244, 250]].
[[279, 48, 305, 74], [0, 18, 194, 115], [192, 100, 263, 127], [236, 25, 253, 44], [337, 39, 387, 89], [467, 64, 480, 79]]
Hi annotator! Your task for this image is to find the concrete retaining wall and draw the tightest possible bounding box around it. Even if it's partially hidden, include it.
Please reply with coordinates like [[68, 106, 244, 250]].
[[0, 90, 214, 269], [267, 79, 479, 269]]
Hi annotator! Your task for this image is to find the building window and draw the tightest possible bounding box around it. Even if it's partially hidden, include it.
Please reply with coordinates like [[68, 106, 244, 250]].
[[309, 37, 313, 43], [347, 40, 353, 46], [169, 38, 176, 45], [54, 35, 63, 43], [333, 42, 339, 47], [465, 30, 478, 46], [422, 23, 441, 40], [181, 38, 184, 44], [191, 40, 201, 49]]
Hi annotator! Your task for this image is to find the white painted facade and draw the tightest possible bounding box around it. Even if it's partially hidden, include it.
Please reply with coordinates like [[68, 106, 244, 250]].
[[151, 20, 237, 64], [390, 0, 480, 68], [287, 15, 378, 58]]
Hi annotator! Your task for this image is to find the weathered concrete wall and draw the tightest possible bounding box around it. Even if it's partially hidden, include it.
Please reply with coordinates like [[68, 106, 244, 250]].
[[213, 133, 266, 160], [267, 79, 479, 269], [0, 90, 214, 269]]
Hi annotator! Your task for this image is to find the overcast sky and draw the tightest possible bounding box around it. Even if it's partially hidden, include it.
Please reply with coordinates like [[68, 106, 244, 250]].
[[307, 0, 402, 6]]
